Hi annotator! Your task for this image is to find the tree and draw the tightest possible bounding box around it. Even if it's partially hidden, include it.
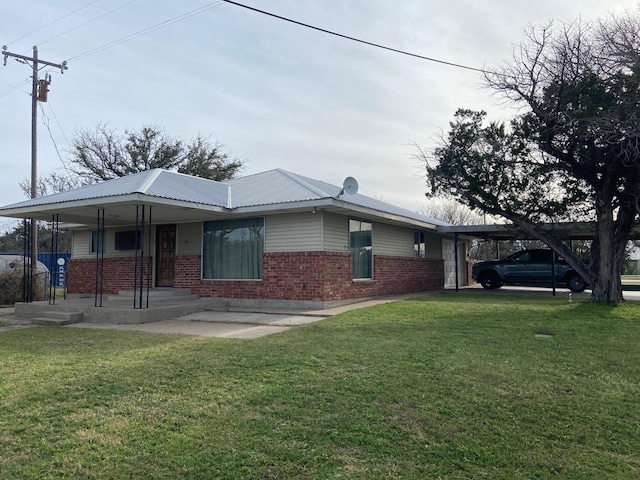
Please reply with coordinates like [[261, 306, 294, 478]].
[[420, 12, 640, 303], [419, 198, 548, 261], [0, 222, 71, 254], [419, 199, 485, 226], [419, 199, 494, 261], [176, 135, 244, 181], [69, 123, 243, 183], [19, 171, 85, 198]]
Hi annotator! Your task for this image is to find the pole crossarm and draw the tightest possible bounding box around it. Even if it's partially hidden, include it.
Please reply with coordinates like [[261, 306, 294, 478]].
[[2, 47, 68, 73]]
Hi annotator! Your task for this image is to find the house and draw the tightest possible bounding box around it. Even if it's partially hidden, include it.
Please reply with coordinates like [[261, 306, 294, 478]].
[[0, 169, 468, 309]]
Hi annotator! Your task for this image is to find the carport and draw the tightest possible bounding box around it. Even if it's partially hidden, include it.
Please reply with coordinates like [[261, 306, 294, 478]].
[[437, 221, 640, 295]]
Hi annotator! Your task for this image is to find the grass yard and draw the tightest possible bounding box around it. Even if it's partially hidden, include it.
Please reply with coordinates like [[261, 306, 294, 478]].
[[1, 293, 639, 479]]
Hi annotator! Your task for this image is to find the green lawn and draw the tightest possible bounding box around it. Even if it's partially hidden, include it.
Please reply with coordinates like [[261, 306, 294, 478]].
[[1, 293, 639, 479]]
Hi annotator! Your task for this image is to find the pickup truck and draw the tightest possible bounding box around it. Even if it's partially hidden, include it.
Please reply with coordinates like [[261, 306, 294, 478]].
[[471, 249, 588, 292]]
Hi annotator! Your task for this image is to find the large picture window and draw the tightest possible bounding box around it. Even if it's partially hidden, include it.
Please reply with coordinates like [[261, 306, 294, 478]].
[[203, 218, 264, 279], [349, 219, 372, 279]]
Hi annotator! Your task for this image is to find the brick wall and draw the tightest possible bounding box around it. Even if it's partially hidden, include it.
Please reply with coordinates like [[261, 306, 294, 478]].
[[68, 252, 444, 301], [67, 257, 152, 295], [175, 252, 443, 302]]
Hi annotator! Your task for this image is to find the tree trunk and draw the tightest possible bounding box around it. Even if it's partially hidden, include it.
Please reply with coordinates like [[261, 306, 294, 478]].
[[590, 194, 625, 304]]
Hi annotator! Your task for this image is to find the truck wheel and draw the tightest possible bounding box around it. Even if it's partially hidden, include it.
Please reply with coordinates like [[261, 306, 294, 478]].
[[567, 274, 587, 293], [479, 271, 501, 289]]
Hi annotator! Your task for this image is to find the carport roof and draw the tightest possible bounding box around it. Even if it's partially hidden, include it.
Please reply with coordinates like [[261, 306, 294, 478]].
[[437, 222, 640, 241], [0, 168, 447, 229]]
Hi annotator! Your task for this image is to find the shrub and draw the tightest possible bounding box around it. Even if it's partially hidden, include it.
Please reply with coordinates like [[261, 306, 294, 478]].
[[0, 263, 46, 305]]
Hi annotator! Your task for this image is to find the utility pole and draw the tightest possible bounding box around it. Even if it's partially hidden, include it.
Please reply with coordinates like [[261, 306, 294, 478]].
[[2, 46, 68, 300]]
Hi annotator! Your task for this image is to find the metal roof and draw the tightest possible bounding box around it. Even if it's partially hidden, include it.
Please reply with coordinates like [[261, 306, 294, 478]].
[[0, 168, 446, 229], [228, 169, 448, 226], [1, 169, 230, 210]]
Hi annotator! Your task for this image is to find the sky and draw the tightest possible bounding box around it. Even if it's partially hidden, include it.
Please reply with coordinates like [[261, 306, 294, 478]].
[[0, 0, 635, 231]]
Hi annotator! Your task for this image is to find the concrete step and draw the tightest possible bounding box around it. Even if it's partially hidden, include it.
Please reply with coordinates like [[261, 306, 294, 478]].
[[115, 288, 191, 298], [107, 289, 199, 304], [15, 303, 84, 325], [31, 313, 83, 326], [107, 294, 200, 304]]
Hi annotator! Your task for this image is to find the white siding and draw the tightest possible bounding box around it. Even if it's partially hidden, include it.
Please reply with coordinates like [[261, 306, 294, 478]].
[[72, 229, 91, 258], [373, 223, 415, 257], [265, 212, 322, 252], [442, 237, 468, 287], [323, 211, 348, 251], [72, 227, 155, 259], [177, 222, 201, 256]]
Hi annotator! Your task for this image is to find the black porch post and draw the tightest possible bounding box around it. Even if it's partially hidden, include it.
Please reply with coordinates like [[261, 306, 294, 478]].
[[95, 209, 105, 307]]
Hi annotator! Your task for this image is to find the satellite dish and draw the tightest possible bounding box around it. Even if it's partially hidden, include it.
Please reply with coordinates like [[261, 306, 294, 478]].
[[339, 176, 359, 196]]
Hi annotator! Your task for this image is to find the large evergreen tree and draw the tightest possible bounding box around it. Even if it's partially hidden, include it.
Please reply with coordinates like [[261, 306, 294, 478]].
[[421, 12, 640, 303]]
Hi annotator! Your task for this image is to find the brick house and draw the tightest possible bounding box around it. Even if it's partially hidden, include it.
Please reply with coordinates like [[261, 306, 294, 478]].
[[0, 169, 467, 308]]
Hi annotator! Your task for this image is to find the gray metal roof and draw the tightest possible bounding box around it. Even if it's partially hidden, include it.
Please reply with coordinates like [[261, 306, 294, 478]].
[[226, 169, 447, 226], [1, 169, 229, 209], [0, 168, 447, 228]]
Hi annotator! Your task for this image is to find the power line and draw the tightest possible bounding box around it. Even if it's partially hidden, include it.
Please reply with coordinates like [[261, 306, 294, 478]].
[[39, 102, 77, 186], [1, 0, 192, 103], [221, 0, 489, 74], [69, 1, 225, 61], [0, 77, 31, 100], [37, 0, 139, 48], [7, 0, 104, 47]]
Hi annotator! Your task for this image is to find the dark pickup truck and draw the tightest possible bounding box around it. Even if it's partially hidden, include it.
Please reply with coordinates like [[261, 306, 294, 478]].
[[471, 249, 588, 292]]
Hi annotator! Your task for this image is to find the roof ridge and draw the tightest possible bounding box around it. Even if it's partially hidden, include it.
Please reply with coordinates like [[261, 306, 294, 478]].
[[276, 169, 331, 198], [137, 169, 164, 194]]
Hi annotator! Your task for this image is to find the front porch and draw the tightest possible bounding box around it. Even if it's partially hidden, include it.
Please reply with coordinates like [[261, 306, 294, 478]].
[[14, 288, 227, 325], [11, 287, 409, 325]]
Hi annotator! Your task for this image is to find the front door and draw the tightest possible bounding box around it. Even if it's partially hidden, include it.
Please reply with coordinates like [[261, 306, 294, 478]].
[[156, 224, 176, 287]]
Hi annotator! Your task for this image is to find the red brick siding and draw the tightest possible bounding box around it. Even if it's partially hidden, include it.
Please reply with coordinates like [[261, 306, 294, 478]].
[[175, 252, 443, 302], [67, 257, 152, 295], [68, 252, 444, 301]]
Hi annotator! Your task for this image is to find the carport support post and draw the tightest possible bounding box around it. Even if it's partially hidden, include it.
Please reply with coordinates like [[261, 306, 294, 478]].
[[454, 233, 459, 292], [551, 250, 557, 297]]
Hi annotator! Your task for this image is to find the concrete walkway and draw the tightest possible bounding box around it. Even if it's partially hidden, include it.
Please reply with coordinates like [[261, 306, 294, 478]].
[[65, 311, 324, 339], [0, 294, 418, 339]]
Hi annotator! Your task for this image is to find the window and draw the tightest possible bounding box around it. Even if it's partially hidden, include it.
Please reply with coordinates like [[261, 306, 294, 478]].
[[414, 231, 426, 258], [202, 218, 264, 279], [114, 230, 141, 250], [513, 251, 531, 262], [90, 230, 105, 254], [349, 219, 372, 279]]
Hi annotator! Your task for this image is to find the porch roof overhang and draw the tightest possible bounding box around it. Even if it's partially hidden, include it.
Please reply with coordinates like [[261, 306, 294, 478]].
[[0, 193, 228, 228]]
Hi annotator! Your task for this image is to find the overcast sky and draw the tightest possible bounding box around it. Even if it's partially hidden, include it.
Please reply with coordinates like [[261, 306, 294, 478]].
[[0, 0, 634, 230]]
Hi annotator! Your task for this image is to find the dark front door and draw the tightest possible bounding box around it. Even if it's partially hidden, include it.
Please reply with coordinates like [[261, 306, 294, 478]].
[[156, 224, 176, 287]]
